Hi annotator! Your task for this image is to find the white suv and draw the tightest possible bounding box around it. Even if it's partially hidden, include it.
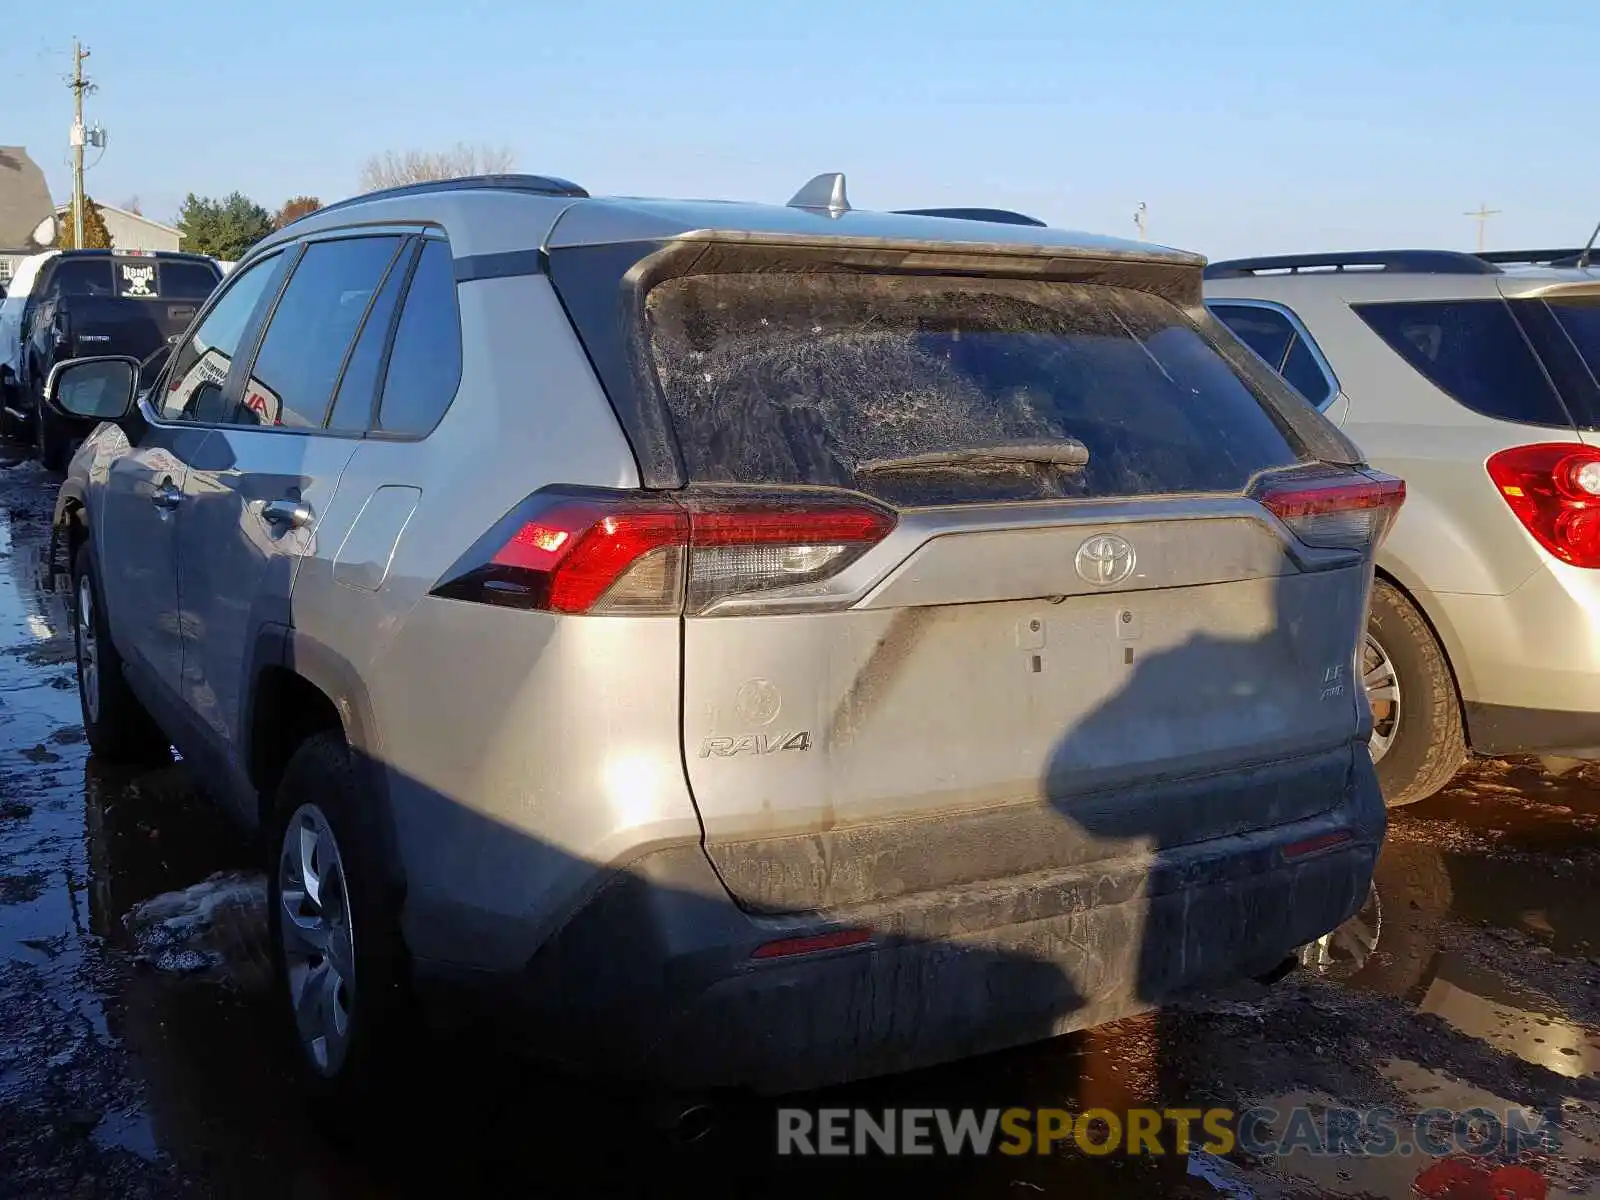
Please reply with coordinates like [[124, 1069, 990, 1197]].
[[1207, 247, 1600, 805]]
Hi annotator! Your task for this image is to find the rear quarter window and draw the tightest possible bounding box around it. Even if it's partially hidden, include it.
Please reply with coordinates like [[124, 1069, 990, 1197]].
[[1354, 299, 1570, 427], [645, 272, 1303, 506]]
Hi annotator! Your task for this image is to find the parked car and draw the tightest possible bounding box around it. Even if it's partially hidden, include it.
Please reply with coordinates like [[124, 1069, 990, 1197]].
[[45, 172, 1393, 1112], [1206, 248, 1600, 806], [4, 248, 222, 469]]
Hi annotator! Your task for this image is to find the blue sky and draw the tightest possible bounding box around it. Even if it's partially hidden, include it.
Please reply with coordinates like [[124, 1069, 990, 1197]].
[[10, 0, 1597, 258]]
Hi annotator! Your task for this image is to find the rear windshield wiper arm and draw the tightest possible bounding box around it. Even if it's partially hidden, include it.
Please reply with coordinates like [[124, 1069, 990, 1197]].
[[857, 439, 1090, 475]]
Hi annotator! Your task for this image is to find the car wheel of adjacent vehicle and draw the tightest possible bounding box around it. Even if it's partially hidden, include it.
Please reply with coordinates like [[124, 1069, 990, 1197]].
[[72, 544, 171, 762], [0, 382, 26, 443], [34, 385, 69, 472], [269, 732, 411, 1115], [1366, 579, 1465, 808]]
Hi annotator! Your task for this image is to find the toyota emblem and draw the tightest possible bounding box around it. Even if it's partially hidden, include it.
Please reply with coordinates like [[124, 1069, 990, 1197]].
[[1074, 533, 1137, 586]]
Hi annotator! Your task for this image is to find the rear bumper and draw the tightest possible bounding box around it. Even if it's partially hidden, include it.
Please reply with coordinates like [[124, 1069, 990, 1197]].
[[1464, 702, 1600, 758], [416, 752, 1384, 1094], [1427, 565, 1600, 736]]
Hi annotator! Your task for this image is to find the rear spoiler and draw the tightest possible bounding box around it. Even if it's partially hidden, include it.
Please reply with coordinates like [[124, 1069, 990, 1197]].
[[892, 207, 1048, 228]]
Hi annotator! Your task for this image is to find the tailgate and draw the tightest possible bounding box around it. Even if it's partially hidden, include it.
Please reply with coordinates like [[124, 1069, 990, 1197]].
[[683, 513, 1371, 911], [638, 265, 1386, 913]]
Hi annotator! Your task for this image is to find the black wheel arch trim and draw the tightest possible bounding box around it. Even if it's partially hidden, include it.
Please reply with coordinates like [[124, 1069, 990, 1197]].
[[1370, 566, 1471, 749], [254, 628, 405, 897]]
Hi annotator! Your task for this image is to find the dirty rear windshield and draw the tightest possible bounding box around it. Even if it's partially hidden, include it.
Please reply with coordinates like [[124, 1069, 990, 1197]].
[[644, 272, 1303, 505]]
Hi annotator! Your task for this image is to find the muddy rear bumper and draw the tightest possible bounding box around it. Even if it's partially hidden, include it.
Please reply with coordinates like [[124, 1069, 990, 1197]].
[[420, 752, 1384, 1095]]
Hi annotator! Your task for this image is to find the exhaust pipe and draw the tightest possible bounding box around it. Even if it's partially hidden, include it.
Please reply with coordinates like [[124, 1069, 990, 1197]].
[[645, 1096, 719, 1147]]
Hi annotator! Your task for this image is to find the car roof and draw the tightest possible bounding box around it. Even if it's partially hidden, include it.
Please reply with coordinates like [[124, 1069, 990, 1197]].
[[1203, 247, 1600, 299], [272, 172, 1200, 271]]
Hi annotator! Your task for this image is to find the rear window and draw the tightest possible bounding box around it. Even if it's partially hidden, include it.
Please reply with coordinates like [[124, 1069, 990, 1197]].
[[1354, 299, 1570, 428], [50, 260, 115, 296], [644, 273, 1302, 505], [157, 261, 221, 300]]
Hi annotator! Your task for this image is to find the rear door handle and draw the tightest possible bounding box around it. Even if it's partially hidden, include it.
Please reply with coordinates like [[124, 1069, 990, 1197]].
[[152, 479, 182, 510], [261, 498, 314, 529]]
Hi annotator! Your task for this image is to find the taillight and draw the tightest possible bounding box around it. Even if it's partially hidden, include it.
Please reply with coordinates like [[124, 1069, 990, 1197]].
[[431, 488, 896, 615], [1486, 443, 1600, 568], [683, 497, 894, 614], [1254, 468, 1406, 551]]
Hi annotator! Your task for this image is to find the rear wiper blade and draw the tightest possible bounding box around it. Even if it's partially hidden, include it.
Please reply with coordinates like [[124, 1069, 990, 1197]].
[[857, 439, 1090, 475]]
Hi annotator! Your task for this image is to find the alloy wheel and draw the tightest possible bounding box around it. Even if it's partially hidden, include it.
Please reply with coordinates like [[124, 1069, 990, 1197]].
[[76, 574, 100, 723], [278, 803, 357, 1077], [1363, 632, 1401, 763]]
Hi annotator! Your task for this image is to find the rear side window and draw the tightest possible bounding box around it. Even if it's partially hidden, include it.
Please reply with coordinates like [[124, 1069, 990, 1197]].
[[239, 236, 405, 428], [644, 272, 1302, 505], [1354, 299, 1569, 427], [50, 260, 114, 296], [1210, 303, 1295, 370], [1550, 297, 1600, 390], [326, 240, 415, 433], [156, 261, 222, 300], [1209, 302, 1335, 407], [374, 240, 461, 436]]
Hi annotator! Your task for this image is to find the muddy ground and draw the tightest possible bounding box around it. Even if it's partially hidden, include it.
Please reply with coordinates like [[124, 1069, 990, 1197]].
[[1, 448, 1597, 1198]]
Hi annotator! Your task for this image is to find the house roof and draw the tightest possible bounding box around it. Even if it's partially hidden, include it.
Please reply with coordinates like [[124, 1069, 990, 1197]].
[[0, 148, 54, 250], [53, 201, 181, 235]]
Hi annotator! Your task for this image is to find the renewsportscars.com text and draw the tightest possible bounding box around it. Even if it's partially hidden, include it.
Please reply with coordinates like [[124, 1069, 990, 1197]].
[[776, 1105, 1560, 1159]]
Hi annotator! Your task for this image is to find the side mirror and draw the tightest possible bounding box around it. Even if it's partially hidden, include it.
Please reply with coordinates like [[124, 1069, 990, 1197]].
[[44, 356, 139, 423]]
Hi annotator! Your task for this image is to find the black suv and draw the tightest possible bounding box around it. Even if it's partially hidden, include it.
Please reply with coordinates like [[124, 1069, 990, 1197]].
[[9, 250, 221, 468]]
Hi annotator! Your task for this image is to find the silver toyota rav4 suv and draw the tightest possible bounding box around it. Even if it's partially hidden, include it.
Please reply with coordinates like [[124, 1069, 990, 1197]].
[[44, 172, 1392, 1105], [1206, 248, 1600, 806]]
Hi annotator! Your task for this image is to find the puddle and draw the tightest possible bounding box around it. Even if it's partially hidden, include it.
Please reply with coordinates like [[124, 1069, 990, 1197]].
[[1244, 1061, 1600, 1198]]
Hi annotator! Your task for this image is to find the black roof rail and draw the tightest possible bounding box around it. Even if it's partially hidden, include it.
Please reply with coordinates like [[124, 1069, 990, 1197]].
[[1476, 248, 1594, 268], [306, 174, 588, 223], [893, 207, 1047, 227], [1204, 250, 1501, 279]]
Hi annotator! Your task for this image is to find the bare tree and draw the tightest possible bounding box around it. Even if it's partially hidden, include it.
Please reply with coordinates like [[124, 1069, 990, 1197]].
[[120, 195, 143, 215], [358, 142, 517, 192]]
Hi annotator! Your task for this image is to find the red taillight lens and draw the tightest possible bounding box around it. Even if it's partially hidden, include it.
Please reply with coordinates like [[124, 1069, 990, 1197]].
[[432, 489, 896, 615], [1486, 443, 1600, 568], [436, 495, 690, 614], [1255, 468, 1406, 551]]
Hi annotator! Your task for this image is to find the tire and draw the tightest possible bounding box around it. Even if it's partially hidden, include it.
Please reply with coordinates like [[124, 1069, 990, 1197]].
[[34, 386, 69, 472], [267, 732, 412, 1116], [0, 380, 26, 442], [1366, 579, 1466, 807], [72, 544, 172, 762]]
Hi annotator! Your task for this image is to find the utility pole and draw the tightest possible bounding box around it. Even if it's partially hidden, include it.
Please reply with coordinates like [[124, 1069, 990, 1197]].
[[69, 39, 93, 249], [1134, 201, 1148, 241], [1465, 202, 1500, 253]]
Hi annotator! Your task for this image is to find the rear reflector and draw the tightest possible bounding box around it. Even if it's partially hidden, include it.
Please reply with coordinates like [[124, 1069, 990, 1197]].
[[432, 488, 896, 616], [1281, 830, 1353, 861], [751, 928, 872, 959], [1254, 468, 1406, 551], [1486, 443, 1600, 568]]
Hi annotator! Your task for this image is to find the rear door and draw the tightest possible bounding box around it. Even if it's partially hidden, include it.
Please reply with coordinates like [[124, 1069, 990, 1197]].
[[175, 233, 405, 746], [644, 268, 1382, 912]]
